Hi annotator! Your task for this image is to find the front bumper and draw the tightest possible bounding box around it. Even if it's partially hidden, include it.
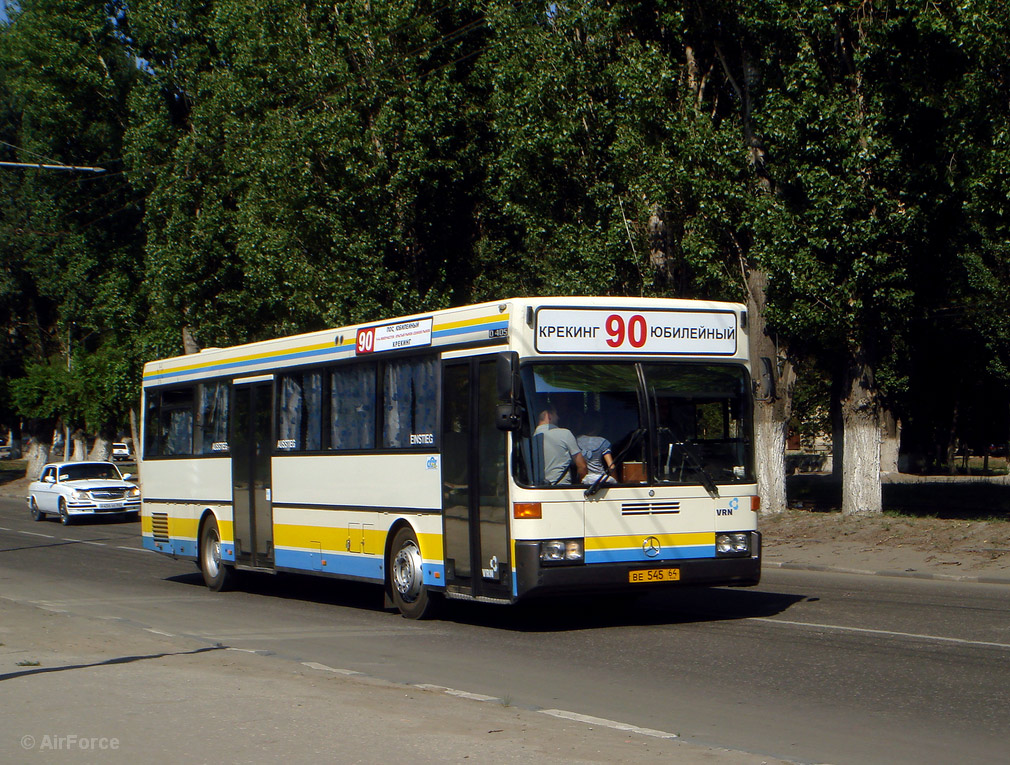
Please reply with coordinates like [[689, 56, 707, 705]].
[[67, 499, 141, 515], [514, 533, 761, 598]]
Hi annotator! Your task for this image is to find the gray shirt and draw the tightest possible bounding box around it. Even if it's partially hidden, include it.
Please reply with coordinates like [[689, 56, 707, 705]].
[[535, 423, 581, 485]]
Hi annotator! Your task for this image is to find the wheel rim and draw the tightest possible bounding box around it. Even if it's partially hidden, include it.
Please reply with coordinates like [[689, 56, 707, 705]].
[[392, 540, 423, 603], [30, 499, 39, 519], [203, 527, 221, 579], [59, 500, 68, 523]]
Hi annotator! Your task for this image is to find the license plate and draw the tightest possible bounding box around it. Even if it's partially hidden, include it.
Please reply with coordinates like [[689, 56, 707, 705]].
[[629, 567, 680, 583]]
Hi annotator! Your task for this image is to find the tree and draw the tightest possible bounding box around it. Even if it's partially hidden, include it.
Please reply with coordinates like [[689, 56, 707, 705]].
[[1, 0, 144, 471]]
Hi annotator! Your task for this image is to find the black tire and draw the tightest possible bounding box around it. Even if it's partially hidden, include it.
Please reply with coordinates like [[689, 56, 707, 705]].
[[388, 526, 437, 619], [199, 517, 233, 592], [58, 498, 73, 526], [29, 497, 45, 522]]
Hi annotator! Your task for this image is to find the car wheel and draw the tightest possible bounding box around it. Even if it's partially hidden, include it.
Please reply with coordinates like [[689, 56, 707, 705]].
[[29, 497, 45, 522], [58, 498, 73, 526], [199, 516, 233, 592], [388, 526, 437, 619]]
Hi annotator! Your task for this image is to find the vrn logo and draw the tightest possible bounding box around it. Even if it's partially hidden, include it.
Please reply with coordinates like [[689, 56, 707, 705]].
[[716, 498, 740, 516], [426, 456, 438, 470]]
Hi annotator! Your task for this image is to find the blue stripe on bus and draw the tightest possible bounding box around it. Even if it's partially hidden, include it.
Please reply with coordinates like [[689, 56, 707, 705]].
[[144, 318, 511, 385], [274, 547, 445, 587], [585, 544, 714, 565], [144, 345, 351, 384], [142, 535, 198, 559], [432, 320, 508, 339]]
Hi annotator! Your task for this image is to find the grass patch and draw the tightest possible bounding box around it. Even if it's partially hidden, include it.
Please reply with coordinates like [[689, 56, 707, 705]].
[[0, 459, 28, 484], [788, 473, 1010, 521]]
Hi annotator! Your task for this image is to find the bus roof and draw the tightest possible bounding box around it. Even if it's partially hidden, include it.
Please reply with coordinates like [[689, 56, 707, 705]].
[[142, 296, 746, 388]]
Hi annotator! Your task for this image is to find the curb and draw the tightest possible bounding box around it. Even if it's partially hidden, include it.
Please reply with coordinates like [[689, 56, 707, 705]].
[[764, 560, 1010, 586]]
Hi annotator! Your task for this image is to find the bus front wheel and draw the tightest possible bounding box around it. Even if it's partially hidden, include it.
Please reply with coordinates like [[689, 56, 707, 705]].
[[388, 526, 435, 619], [200, 517, 233, 592]]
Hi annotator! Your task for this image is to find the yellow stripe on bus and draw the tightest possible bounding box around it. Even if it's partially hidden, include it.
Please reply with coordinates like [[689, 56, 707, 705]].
[[585, 532, 714, 551], [143, 340, 339, 379], [273, 523, 443, 561], [141, 513, 233, 542]]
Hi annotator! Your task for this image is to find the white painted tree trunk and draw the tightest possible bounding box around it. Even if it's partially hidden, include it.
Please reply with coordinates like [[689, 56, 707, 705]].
[[841, 355, 882, 515], [746, 269, 794, 516], [754, 408, 788, 514], [70, 430, 87, 462], [88, 435, 111, 461], [25, 438, 49, 479], [879, 409, 900, 474]]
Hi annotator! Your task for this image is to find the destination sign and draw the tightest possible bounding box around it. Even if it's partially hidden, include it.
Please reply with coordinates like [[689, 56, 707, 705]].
[[356, 317, 433, 355], [535, 308, 737, 355]]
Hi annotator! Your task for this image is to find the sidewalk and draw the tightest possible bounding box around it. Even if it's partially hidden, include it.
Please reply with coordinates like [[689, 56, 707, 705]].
[[0, 598, 784, 764]]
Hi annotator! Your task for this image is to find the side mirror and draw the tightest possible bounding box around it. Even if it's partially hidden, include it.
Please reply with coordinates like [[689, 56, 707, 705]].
[[121, 473, 133, 481], [496, 352, 519, 401], [44, 475, 56, 484], [754, 357, 776, 402]]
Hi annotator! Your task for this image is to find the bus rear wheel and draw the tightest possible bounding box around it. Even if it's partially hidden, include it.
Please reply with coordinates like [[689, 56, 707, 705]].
[[388, 526, 436, 619], [200, 517, 233, 592]]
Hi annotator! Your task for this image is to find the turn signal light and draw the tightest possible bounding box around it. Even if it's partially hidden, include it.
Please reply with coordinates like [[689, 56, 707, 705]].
[[513, 502, 542, 519], [751, 495, 761, 512]]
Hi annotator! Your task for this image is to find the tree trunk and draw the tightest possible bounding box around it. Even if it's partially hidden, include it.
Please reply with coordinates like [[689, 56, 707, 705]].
[[879, 408, 900, 474], [89, 434, 111, 461], [841, 352, 882, 515], [24, 437, 50, 479], [70, 428, 87, 461], [746, 269, 795, 515]]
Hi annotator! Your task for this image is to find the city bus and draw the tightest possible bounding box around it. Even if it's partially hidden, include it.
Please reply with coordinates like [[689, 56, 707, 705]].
[[140, 297, 760, 618]]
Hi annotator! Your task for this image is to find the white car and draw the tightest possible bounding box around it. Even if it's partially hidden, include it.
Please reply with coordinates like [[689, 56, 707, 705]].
[[111, 442, 131, 461], [28, 461, 141, 525]]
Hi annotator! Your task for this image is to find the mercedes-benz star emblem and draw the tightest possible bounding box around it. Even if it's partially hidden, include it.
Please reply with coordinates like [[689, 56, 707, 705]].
[[643, 536, 661, 557]]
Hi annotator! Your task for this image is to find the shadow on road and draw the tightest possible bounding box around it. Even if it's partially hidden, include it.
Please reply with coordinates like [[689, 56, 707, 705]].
[[0, 645, 226, 683], [166, 568, 807, 632]]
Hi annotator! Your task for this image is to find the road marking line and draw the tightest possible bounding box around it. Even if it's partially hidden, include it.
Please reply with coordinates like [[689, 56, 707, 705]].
[[144, 628, 175, 637], [81, 541, 106, 546], [19, 531, 54, 539], [412, 683, 501, 702], [225, 647, 275, 656], [116, 546, 147, 553], [752, 617, 1010, 650], [301, 661, 363, 675], [539, 709, 678, 739]]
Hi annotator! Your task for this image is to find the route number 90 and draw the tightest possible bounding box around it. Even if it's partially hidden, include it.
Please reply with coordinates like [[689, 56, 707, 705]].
[[606, 314, 647, 349], [356, 328, 375, 354]]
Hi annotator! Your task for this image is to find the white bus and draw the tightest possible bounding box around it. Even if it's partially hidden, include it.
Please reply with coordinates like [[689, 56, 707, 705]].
[[140, 297, 760, 617]]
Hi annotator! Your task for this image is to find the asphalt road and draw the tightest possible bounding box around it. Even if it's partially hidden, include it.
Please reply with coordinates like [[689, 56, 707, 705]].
[[1, 495, 1008, 764]]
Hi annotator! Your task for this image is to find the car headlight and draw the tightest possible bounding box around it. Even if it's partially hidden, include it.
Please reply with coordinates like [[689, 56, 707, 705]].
[[540, 539, 584, 565], [127, 487, 141, 498], [71, 489, 90, 501], [716, 532, 751, 555]]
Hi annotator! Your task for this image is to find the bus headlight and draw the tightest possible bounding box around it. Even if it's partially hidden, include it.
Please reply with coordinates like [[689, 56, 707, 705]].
[[716, 532, 751, 555], [540, 539, 584, 564]]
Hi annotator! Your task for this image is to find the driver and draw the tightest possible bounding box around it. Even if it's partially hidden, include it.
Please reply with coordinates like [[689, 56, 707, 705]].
[[534, 404, 588, 485]]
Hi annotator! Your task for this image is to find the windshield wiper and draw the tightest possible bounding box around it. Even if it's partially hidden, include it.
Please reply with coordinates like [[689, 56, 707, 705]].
[[673, 440, 720, 499]]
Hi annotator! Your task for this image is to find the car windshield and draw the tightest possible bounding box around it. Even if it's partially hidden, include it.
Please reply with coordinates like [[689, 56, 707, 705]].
[[515, 361, 753, 489], [59, 464, 123, 482]]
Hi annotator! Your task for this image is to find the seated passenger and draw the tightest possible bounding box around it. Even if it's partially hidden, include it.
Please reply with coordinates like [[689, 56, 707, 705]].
[[577, 412, 617, 485]]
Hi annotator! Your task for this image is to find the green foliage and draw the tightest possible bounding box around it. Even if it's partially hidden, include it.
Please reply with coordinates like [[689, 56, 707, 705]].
[[1, 0, 1009, 466]]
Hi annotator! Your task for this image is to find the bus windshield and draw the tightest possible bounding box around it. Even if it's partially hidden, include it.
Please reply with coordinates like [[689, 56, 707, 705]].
[[516, 361, 753, 489]]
